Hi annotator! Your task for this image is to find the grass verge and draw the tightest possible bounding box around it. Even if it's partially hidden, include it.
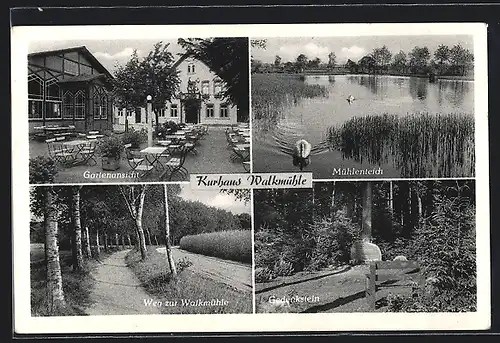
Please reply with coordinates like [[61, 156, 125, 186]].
[[125, 246, 252, 314], [30, 247, 117, 316]]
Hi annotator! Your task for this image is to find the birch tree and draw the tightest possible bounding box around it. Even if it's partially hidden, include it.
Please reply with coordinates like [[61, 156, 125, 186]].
[[71, 186, 84, 271], [163, 184, 177, 277], [119, 185, 149, 260]]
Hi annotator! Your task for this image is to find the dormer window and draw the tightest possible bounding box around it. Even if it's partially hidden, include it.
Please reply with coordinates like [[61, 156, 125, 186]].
[[188, 63, 196, 74]]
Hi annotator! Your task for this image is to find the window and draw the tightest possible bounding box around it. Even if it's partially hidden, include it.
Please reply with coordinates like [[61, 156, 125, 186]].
[[158, 108, 165, 117], [93, 87, 108, 119], [170, 104, 178, 117], [75, 91, 85, 119], [201, 81, 210, 95], [63, 91, 74, 119], [206, 104, 214, 118], [220, 104, 229, 118], [28, 74, 43, 119], [214, 79, 223, 97], [188, 63, 196, 74], [28, 100, 43, 119], [64, 59, 79, 75], [45, 79, 62, 119]]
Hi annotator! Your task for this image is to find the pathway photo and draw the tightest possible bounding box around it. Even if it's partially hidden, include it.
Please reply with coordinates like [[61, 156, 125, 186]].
[[251, 34, 475, 178], [253, 180, 476, 313], [29, 184, 252, 316], [27, 37, 251, 184]]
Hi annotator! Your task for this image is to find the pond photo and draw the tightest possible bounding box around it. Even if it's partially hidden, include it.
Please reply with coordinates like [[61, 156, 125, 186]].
[[251, 36, 475, 178]]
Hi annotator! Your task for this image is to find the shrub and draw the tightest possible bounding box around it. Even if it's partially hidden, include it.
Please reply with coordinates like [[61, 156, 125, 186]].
[[121, 128, 146, 149], [179, 230, 251, 263], [273, 258, 294, 277], [29, 156, 58, 184], [99, 135, 124, 158], [255, 267, 274, 283], [156, 120, 179, 138]]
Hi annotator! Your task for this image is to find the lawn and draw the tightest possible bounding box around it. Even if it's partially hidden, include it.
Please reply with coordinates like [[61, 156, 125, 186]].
[[125, 246, 253, 314]]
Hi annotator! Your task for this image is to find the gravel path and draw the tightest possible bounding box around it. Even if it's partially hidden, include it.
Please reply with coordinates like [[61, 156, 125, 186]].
[[156, 247, 252, 293], [85, 249, 161, 315]]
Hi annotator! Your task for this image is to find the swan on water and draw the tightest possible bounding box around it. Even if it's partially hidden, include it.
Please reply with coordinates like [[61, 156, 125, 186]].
[[346, 94, 355, 105], [292, 139, 312, 171]]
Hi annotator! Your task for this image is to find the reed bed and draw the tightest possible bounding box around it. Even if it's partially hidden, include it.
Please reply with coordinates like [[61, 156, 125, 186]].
[[252, 74, 328, 130], [327, 113, 475, 177], [180, 230, 252, 264]]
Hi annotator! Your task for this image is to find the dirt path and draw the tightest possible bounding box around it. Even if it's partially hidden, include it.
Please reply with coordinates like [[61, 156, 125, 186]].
[[156, 247, 252, 293], [85, 249, 161, 315]]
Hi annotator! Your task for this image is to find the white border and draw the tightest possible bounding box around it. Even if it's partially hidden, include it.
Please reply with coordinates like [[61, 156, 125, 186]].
[[12, 23, 490, 334]]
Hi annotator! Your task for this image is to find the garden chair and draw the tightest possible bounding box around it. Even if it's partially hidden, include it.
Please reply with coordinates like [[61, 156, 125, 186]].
[[79, 140, 98, 166], [46, 138, 73, 165], [231, 145, 250, 163], [162, 145, 189, 181], [124, 144, 154, 178]]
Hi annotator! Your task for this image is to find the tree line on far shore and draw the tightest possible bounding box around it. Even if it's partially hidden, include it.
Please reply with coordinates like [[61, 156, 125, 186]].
[[251, 42, 474, 77]]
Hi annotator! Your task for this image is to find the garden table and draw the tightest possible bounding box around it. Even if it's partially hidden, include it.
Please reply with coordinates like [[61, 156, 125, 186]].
[[61, 139, 96, 166], [140, 146, 167, 171]]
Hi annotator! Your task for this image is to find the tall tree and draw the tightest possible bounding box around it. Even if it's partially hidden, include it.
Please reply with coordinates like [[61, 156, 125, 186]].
[[391, 50, 407, 74], [71, 186, 84, 272], [163, 184, 177, 277], [274, 55, 282, 67], [328, 52, 336, 68], [408, 46, 431, 74], [119, 185, 149, 260], [295, 54, 308, 73], [113, 42, 181, 131], [450, 44, 474, 76], [44, 188, 66, 314], [371, 45, 392, 73], [178, 38, 250, 122]]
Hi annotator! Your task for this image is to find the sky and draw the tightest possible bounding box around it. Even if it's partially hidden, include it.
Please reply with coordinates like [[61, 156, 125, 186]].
[[177, 185, 250, 215], [28, 39, 185, 75], [251, 35, 474, 64]]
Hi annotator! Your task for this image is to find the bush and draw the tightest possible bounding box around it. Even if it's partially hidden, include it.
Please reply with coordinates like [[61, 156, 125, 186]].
[[156, 120, 179, 138], [99, 135, 124, 158], [121, 128, 147, 149], [180, 230, 252, 263], [29, 156, 58, 184], [306, 210, 359, 270], [255, 267, 274, 283]]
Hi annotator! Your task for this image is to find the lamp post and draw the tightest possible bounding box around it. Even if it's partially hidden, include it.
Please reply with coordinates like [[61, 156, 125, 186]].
[[146, 95, 153, 147]]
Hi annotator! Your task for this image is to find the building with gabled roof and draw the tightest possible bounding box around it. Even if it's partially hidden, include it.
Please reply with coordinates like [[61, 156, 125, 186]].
[[28, 46, 115, 134]]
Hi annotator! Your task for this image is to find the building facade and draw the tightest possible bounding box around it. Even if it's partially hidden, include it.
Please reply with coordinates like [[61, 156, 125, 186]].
[[114, 55, 238, 129], [28, 46, 115, 134]]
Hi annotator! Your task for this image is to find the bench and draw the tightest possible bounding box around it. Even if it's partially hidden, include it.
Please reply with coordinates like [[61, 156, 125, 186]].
[[365, 260, 424, 311]]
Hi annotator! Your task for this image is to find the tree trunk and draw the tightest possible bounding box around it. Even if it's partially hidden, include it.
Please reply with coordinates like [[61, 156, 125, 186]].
[[121, 235, 125, 250], [103, 233, 108, 252], [154, 235, 159, 246], [145, 228, 152, 246], [45, 189, 66, 313], [330, 181, 336, 217], [388, 181, 394, 218], [95, 229, 100, 257], [135, 188, 148, 260], [164, 184, 177, 277], [362, 182, 373, 241], [127, 234, 132, 248], [115, 233, 119, 247], [71, 187, 84, 272], [84, 226, 92, 258]]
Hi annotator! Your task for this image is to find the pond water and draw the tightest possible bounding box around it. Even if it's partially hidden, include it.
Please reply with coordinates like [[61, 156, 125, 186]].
[[252, 74, 474, 178]]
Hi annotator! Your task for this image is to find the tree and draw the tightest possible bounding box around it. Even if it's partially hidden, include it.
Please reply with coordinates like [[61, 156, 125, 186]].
[[113, 42, 181, 132], [371, 46, 392, 73], [391, 50, 407, 74], [450, 44, 474, 76], [408, 46, 431, 74], [71, 186, 84, 272], [44, 188, 66, 313], [358, 55, 376, 74], [274, 55, 282, 67], [345, 59, 358, 73], [178, 38, 250, 122], [308, 57, 321, 69], [237, 213, 252, 230], [295, 54, 308, 73], [163, 184, 177, 277], [434, 44, 450, 65], [119, 185, 149, 260], [328, 52, 336, 68]]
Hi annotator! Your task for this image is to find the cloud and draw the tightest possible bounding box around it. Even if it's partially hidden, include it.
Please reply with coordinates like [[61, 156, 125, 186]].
[[94, 47, 140, 60], [338, 45, 366, 62], [278, 42, 330, 62]]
